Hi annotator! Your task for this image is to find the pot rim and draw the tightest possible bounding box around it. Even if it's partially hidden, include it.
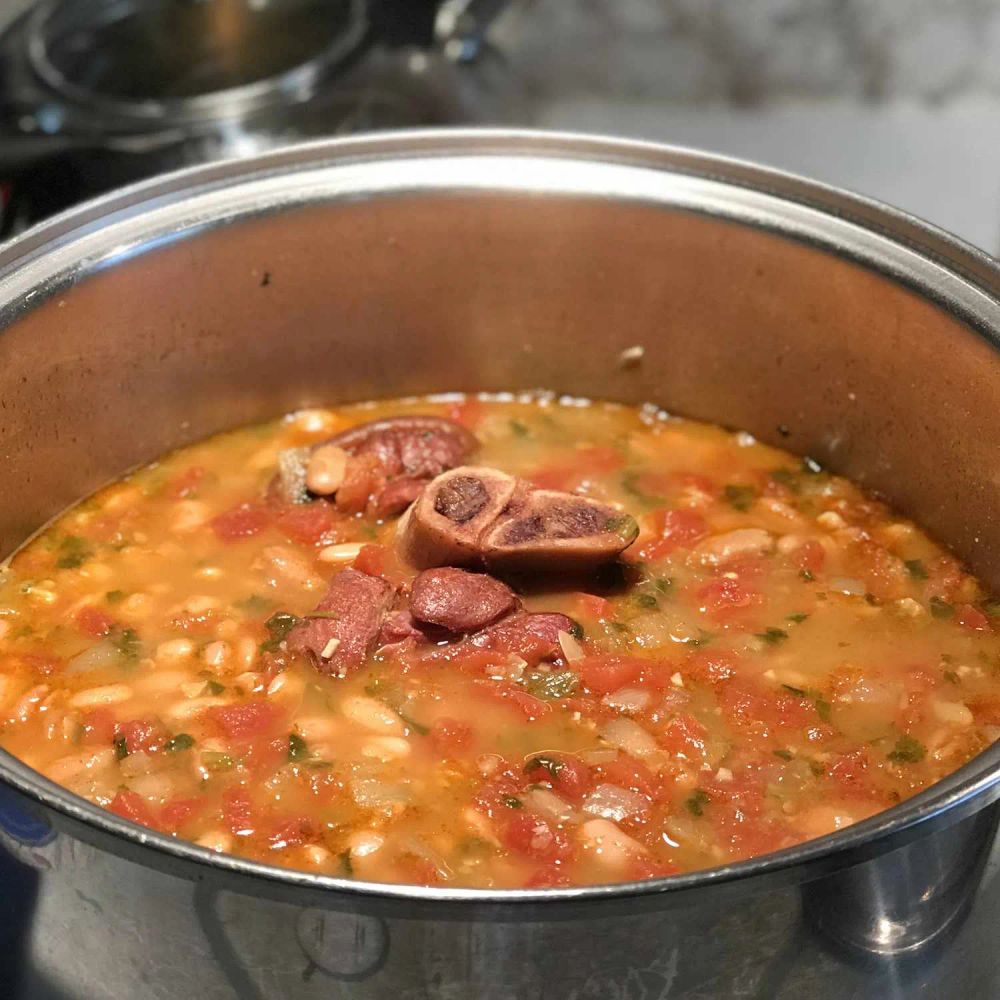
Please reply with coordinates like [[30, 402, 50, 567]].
[[2, 127, 1000, 906]]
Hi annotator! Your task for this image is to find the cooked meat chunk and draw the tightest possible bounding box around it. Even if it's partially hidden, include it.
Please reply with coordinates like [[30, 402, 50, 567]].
[[469, 611, 578, 660], [399, 467, 637, 572], [286, 568, 394, 678], [399, 467, 518, 568], [481, 489, 638, 572], [268, 447, 311, 505], [371, 477, 426, 518], [409, 568, 519, 633]]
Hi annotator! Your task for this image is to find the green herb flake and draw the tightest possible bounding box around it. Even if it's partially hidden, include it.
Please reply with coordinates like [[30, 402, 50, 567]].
[[509, 419, 531, 438], [685, 789, 710, 817], [654, 577, 674, 595], [799, 569, 815, 582], [809, 760, 826, 777], [113, 736, 129, 760], [105, 589, 126, 604], [635, 592, 659, 610], [261, 611, 301, 651], [621, 470, 665, 507], [395, 709, 429, 736], [781, 683, 806, 697], [524, 755, 565, 780], [605, 513, 639, 544], [982, 600, 1000, 619], [202, 752, 235, 772], [206, 679, 225, 696], [930, 597, 954, 620], [943, 670, 960, 685], [339, 850, 354, 877], [770, 468, 801, 493], [756, 627, 789, 646], [524, 670, 579, 700], [773, 749, 794, 761], [235, 593, 272, 614], [814, 697, 832, 723], [165, 733, 195, 752], [503, 796, 523, 809], [56, 535, 92, 569], [786, 613, 809, 624], [567, 618, 585, 641], [904, 559, 928, 580], [111, 627, 142, 662], [288, 731, 309, 762], [724, 484, 756, 512], [888, 734, 926, 764]]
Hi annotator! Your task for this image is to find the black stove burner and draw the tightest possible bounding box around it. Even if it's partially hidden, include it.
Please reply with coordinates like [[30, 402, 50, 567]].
[[0, 0, 506, 233]]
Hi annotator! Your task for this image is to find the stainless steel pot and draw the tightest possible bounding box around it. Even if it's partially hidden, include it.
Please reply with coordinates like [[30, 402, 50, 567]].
[[2, 131, 1000, 999]]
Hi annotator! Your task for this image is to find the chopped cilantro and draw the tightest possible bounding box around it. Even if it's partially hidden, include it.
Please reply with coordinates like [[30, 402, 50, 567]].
[[943, 670, 960, 685], [503, 796, 523, 809], [786, 613, 809, 624], [621, 469, 665, 507], [56, 535, 92, 569], [524, 670, 579, 700], [904, 559, 928, 580], [105, 590, 126, 604], [773, 749, 794, 761], [524, 755, 565, 780], [235, 594, 272, 614], [724, 484, 756, 512], [605, 514, 639, 544], [567, 618, 585, 641], [781, 683, 806, 696], [809, 760, 826, 776], [635, 592, 659, 610], [888, 734, 926, 764], [610, 621, 632, 635], [395, 709, 429, 736], [288, 732, 309, 762], [261, 611, 301, 651], [756, 627, 789, 646], [654, 577, 674, 595], [770, 468, 801, 493], [509, 419, 530, 438], [113, 736, 129, 760], [685, 789, 710, 817], [165, 733, 194, 752], [930, 597, 954, 619], [339, 850, 354, 877], [111, 628, 142, 662], [814, 698, 832, 722], [206, 680, 225, 696], [201, 752, 234, 772]]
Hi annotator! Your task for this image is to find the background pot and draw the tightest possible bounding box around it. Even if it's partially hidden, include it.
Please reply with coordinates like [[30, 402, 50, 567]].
[[1, 131, 1000, 998]]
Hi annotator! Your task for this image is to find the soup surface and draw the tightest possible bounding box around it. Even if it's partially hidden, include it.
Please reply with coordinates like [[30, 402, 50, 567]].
[[1, 394, 998, 889]]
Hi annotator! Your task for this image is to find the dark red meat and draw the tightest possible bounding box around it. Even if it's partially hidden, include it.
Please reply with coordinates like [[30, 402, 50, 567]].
[[409, 567, 519, 634]]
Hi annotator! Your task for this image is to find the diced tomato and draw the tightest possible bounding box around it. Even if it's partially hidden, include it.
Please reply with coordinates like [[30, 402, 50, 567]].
[[17, 651, 64, 677], [80, 708, 117, 745], [75, 605, 117, 638], [396, 854, 443, 886], [852, 540, 907, 601], [335, 454, 382, 515], [684, 649, 739, 687], [578, 655, 644, 695], [210, 503, 271, 542], [429, 717, 474, 753], [524, 753, 591, 802], [573, 592, 612, 621], [502, 813, 565, 862], [970, 696, 1000, 726], [658, 714, 707, 758], [473, 776, 523, 817], [447, 396, 483, 429], [117, 718, 166, 754], [471, 679, 552, 721], [696, 577, 761, 616], [160, 797, 205, 832], [222, 788, 256, 835], [827, 750, 883, 801], [352, 543, 410, 587], [924, 555, 965, 603], [109, 790, 155, 828], [626, 857, 679, 880], [269, 816, 315, 850], [956, 604, 991, 632], [524, 864, 572, 888], [208, 700, 282, 740], [594, 756, 660, 800], [275, 501, 340, 546], [164, 466, 206, 499], [791, 539, 825, 575], [639, 508, 707, 562]]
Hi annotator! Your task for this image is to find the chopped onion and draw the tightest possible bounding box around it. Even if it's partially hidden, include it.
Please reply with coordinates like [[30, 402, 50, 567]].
[[66, 640, 119, 675], [602, 687, 651, 713], [600, 717, 660, 759], [558, 629, 586, 664], [524, 787, 575, 822], [829, 576, 865, 596], [578, 746, 619, 766], [582, 783, 648, 823], [349, 777, 411, 809]]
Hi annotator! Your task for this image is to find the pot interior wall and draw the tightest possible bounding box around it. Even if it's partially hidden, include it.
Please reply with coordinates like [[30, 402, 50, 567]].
[[1, 193, 999, 586]]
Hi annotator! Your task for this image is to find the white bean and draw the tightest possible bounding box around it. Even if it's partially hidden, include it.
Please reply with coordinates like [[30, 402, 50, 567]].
[[69, 684, 133, 709], [342, 696, 404, 734], [306, 444, 349, 496], [47, 748, 116, 783], [577, 818, 647, 867], [196, 830, 234, 853], [156, 639, 195, 664], [361, 736, 412, 762], [693, 528, 774, 567]]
